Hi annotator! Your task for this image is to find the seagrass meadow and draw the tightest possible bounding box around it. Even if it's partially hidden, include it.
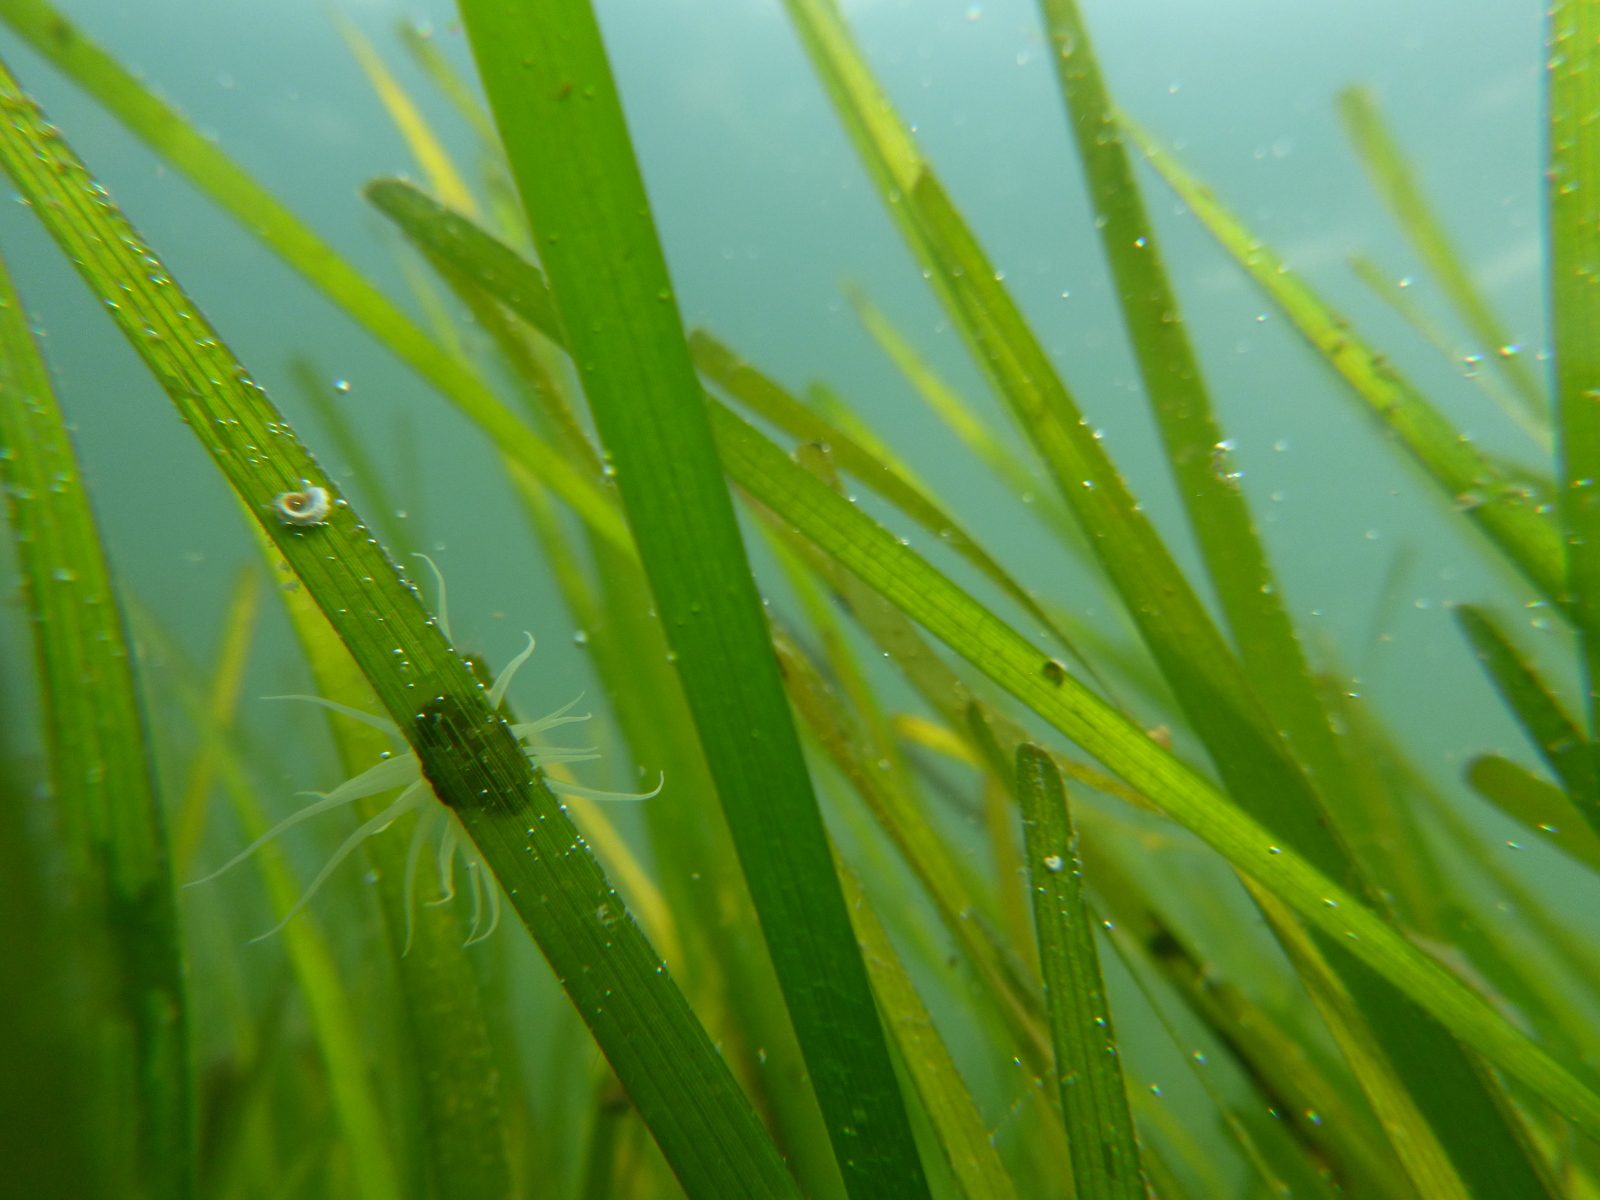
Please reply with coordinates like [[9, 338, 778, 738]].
[[0, 0, 1594, 1197]]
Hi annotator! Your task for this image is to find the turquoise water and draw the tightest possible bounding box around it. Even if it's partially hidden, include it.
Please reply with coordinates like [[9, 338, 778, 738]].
[[0, 3, 1585, 1187], [3, 0, 1580, 982], [0, 0, 1550, 765]]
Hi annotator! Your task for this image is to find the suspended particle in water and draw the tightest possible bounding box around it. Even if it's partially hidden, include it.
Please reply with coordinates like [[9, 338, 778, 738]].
[[332, 378, 352, 393]]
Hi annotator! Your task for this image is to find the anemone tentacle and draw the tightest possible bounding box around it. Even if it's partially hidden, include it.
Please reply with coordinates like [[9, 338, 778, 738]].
[[265, 694, 402, 738], [413, 553, 454, 642], [247, 781, 430, 943], [546, 773, 665, 803], [489, 632, 536, 706], [402, 802, 444, 955], [431, 817, 461, 910], [184, 753, 421, 889]]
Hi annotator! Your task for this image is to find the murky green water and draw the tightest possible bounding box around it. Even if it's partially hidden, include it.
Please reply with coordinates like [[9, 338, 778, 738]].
[[0, 3, 1585, 1195], [0, 0, 1551, 768]]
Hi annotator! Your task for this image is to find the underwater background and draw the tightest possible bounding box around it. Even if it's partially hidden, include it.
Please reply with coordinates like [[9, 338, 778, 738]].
[[0, 0, 1548, 770], [1, 1, 1594, 1199]]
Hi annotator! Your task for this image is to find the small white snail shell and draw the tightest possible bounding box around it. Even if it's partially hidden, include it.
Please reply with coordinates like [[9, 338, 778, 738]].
[[271, 484, 332, 526]]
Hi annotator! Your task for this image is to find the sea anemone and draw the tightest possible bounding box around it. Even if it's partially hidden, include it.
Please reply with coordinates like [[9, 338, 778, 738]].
[[189, 560, 660, 948]]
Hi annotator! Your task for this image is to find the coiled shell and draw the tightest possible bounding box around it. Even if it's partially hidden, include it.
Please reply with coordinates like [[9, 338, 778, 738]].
[[272, 485, 332, 526]]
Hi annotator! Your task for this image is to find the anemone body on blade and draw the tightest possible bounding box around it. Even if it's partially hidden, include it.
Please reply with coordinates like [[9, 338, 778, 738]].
[[187, 631, 661, 948]]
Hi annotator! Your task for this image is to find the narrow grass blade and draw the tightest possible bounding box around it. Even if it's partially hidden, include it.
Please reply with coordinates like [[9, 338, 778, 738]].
[[1338, 86, 1549, 437], [290, 358, 414, 557], [368, 179, 567, 351], [563, 501, 851, 1200], [1127, 120, 1565, 607], [1468, 754, 1600, 874], [1082, 838, 1411, 1200], [0, 60, 801, 1200], [369, 132, 1338, 904], [981, 775, 1035, 968], [506, 434, 849, 1200], [0, 756, 98, 1197], [456, 3, 930, 1196], [788, 520, 1159, 818], [1015, 746, 1146, 1200], [1103, 920, 1347, 1200], [0, 244, 192, 1200], [360, 18, 1587, 1177], [1034, 62, 1505, 1170], [172, 563, 262, 875], [770, 440, 1543, 1198], [1456, 604, 1600, 821], [1552, 0, 1600, 723], [427, 251, 601, 474], [770, 622, 1052, 1075], [576, 1077, 641, 1200], [804, 377, 928, 491], [1246, 885, 1472, 1200], [139, 604, 405, 1200], [397, 20, 499, 147], [247, 516, 515, 1200], [1038, 0, 1357, 825], [333, 10, 478, 217], [394, 20, 529, 247], [0, 0, 627, 554], [692, 328, 1089, 665], [703, 397, 1600, 1139], [783, 0, 1366, 905], [834, 855, 1023, 1200], [843, 282, 1082, 551], [1349, 253, 1545, 450], [1326, 682, 1600, 1083], [1316, 680, 1455, 938], [1433, 769, 1600, 1010]]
